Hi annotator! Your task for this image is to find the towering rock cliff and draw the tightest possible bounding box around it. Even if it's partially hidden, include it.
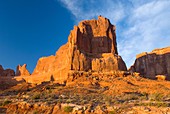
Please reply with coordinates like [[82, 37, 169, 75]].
[[31, 16, 127, 83], [68, 16, 126, 71], [130, 47, 170, 80]]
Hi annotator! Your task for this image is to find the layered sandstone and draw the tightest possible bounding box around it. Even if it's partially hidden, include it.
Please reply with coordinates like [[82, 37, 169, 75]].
[[130, 47, 170, 80], [16, 64, 30, 76], [31, 16, 127, 84], [0, 65, 15, 76]]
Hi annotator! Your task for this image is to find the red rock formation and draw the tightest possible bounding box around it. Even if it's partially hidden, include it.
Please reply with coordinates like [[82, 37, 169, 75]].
[[0, 65, 4, 75], [16, 64, 30, 76], [0, 65, 15, 76], [130, 47, 170, 80], [32, 44, 70, 83], [68, 16, 126, 72], [0, 65, 4, 76], [30, 16, 127, 84]]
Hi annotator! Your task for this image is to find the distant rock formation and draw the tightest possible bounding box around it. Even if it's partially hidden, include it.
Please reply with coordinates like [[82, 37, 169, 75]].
[[0, 65, 15, 76], [130, 47, 170, 80], [16, 64, 30, 76], [28, 16, 127, 84], [0, 65, 3, 74]]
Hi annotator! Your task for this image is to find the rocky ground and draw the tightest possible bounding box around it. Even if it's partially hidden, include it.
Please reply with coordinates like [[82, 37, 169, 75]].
[[1, 72, 170, 114]]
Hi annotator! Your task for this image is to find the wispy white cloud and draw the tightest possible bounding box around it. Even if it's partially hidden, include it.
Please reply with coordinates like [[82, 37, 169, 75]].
[[119, 0, 170, 67], [58, 0, 129, 23], [59, 0, 170, 68]]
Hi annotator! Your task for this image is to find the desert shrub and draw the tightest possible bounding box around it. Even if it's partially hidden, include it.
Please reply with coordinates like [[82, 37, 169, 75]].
[[32, 92, 41, 99], [140, 92, 149, 100], [138, 102, 169, 107], [109, 111, 115, 114], [64, 106, 73, 113], [2, 100, 12, 106], [108, 107, 122, 114], [66, 98, 73, 103], [120, 93, 139, 102], [156, 102, 169, 107], [26, 88, 31, 91], [149, 93, 164, 101], [45, 86, 51, 90], [33, 110, 38, 114], [103, 96, 112, 105], [80, 100, 88, 105]]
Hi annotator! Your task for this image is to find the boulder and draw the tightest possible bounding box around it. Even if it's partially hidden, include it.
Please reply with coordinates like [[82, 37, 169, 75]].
[[16, 64, 30, 76], [130, 47, 170, 80], [156, 75, 166, 81]]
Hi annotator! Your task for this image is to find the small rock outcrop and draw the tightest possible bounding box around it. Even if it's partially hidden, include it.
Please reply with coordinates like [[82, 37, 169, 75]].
[[0, 65, 15, 76], [16, 64, 30, 76], [130, 47, 170, 80], [30, 16, 127, 84]]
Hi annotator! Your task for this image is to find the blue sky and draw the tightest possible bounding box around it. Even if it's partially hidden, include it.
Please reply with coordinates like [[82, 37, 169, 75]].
[[0, 0, 170, 72]]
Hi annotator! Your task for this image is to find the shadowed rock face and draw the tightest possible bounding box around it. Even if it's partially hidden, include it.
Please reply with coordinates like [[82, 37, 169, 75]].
[[130, 47, 170, 80], [16, 64, 30, 76], [0, 65, 3, 74], [0, 65, 15, 76], [31, 16, 127, 83]]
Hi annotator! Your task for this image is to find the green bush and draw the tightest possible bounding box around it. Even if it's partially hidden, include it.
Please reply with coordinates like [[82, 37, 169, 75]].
[[156, 102, 169, 107], [33, 110, 38, 114], [2, 100, 12, 106], [149, 93, 164, 101], [32, 92, 41, 99], [109, 111, 115, 114], [138, 102, 169, 107], [64, 106, 73, 113], [108, 108, 122, 114], [120, 93, 139, 102]]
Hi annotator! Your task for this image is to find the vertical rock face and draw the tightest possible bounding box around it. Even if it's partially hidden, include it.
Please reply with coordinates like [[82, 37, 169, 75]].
[[0, 65, 15, 76], [130, 47, 170, 80], [68, 16, 118, 54], [0, 65, 4, 73], [16, 64, 30, 76], [32, 16, 127, 83], [68, 16, 126, 71], [0, 65, 4, 76]]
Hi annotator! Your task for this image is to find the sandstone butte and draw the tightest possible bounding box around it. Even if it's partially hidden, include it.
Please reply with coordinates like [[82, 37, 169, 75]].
[[130, 46, 170, 80], [17, 16, 127, 84], [2, 16, 170, 84]]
